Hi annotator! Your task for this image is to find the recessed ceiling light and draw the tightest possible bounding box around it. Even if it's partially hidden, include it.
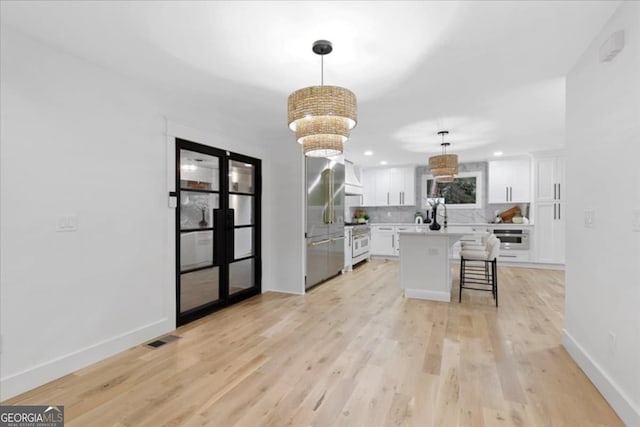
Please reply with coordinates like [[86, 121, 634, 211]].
[[380, 161, 388, 165], [364, 150, 373, 156], [493, 151, 503, 156]]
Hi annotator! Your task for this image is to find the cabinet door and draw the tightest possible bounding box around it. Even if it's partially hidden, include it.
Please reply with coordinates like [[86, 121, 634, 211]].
[[395, 226, 414, 256], [489, 160, 531, 203], [362, 170, 376, 206], [402, 167, 416, 206], [555, 158, 565, 202], [509, 159, 531, 203], [375, 169, 391, 206], [388, 168, 403, 205], [488, 161, 510, 203], [371, 226, 396, 256], [535, 157, 556, 202], [535, 202, 564, 263]]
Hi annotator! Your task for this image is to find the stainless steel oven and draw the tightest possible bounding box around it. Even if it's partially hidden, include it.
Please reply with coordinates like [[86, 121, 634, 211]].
[[490, 228, 530, 250]]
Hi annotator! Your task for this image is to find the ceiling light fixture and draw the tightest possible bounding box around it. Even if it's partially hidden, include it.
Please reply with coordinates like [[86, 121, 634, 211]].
[[380, 161, 388, 165], [288, 40, 357, 158], [364, 150, 373, 156], [429, 130, 458, 183], [494, 151, 503, 157]]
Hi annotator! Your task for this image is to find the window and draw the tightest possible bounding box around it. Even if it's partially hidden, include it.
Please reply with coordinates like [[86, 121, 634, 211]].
[[423, 171, 483, 209]]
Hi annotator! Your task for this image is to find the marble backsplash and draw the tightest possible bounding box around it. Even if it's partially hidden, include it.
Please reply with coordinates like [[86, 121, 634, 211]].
[[349, 161, 530, 225]]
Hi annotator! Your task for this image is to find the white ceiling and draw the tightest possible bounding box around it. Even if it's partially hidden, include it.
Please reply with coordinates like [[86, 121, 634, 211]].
[[1, 1, 620, 167]]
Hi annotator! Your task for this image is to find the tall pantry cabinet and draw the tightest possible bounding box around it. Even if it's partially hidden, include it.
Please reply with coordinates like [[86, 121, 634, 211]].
[[534, 156, 565, 264]]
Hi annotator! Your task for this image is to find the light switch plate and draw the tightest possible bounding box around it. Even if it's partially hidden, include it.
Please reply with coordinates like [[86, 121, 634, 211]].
[[584, 210, 595, 228], [56, 214, 78, 232]]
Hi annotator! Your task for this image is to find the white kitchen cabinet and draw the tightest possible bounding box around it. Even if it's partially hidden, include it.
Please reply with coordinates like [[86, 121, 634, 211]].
[[362, 167, 415, 206], [488, 159, 531, 203], [362, 169, 376, 206], [534, 155, 565, 264], [535, 157, 565, 202], [370, 225, 396, 256]]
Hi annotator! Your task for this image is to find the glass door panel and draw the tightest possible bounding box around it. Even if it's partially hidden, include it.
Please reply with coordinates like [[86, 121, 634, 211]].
[[229, 161, 254, 193], [180, 192, 219, 230], [180, 231, 214, 271], [180, 150, 220, 191], [229, 195, 253, 225], [234, 228, 253, 259], [180, 267, 220, 312], [229, 258, 254, 295]]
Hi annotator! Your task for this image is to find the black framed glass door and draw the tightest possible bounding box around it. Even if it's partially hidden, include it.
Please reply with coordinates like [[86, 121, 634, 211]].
[[176, 139, 261, 326]]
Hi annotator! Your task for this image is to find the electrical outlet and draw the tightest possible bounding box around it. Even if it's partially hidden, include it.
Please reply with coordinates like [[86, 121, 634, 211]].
[[584, 210, 595, 228], [608, 331, 616, 354], [632, 209, 640, 232]]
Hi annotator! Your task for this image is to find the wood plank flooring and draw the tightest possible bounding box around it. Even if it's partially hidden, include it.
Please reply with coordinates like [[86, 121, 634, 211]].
[[3, 260, 623, 426]]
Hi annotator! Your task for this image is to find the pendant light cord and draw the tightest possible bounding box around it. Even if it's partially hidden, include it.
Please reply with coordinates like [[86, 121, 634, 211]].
[[321, 55, 324, 86]]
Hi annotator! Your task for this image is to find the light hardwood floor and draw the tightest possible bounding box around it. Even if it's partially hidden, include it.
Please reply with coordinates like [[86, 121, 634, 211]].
[[3, 260, 622, 426]]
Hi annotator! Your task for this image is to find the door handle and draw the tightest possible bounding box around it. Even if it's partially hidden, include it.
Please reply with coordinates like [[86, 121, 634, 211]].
[[226, 209, 235, 262]]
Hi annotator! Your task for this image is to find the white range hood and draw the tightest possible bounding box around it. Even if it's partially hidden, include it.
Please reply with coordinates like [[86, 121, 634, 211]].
[[345, 160, 363, 196]]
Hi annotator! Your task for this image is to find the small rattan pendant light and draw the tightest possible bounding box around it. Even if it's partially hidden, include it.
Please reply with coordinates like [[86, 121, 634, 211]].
[[287, 40, 357, 157], [429, 131, 458, 182]]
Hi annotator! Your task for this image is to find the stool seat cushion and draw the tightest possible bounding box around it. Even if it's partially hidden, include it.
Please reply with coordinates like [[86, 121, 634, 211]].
[[460, 249, 490, 260]]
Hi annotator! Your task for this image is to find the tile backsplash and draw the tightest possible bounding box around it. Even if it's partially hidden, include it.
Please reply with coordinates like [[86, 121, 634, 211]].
[[349, 161, 530, 224]]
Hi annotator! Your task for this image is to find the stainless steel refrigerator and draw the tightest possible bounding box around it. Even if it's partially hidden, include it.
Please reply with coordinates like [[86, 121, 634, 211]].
[[305, 157, 345, 289]]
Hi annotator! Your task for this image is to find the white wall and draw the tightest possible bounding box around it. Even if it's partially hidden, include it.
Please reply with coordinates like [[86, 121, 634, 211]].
[[563, 2, 640, 425], [0, 28, 304, 399]]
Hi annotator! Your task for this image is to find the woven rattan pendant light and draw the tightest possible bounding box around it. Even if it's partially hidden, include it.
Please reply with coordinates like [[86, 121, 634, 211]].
[[288, 40, 357, 157], [429, 131, 458, 182]]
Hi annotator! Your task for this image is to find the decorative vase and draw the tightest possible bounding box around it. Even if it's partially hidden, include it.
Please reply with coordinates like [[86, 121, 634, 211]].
[[429, 206, 441, 231], [199, 209, 208, 227], [424, 211, 431, 224]]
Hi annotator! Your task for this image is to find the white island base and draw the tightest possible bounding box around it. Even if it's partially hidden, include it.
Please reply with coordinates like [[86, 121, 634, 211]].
[[399, 231, 464, 302]]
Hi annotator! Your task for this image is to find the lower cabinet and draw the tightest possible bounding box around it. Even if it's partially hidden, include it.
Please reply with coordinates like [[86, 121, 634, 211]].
[[535, 202, 565, 264], [371, 225, 396, 256]]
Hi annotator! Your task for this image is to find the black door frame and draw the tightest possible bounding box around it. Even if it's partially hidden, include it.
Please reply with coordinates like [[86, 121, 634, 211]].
[[175, 138, 262, 326]]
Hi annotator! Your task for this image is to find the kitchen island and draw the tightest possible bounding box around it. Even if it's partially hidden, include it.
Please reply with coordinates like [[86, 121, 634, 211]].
[[398, 230, 466, 302]]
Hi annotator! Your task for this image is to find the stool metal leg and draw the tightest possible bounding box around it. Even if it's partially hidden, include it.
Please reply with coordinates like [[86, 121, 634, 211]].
[[459, 258, 464, 303]]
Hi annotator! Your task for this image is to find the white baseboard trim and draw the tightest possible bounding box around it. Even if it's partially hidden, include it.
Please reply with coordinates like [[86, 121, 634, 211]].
[[404, 288, 451, 302], [562, 329, 640, 426], [0, 318, 173, 401]]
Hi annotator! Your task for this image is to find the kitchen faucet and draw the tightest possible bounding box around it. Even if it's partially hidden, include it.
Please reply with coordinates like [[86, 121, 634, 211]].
[[442, 200, 448, 229]]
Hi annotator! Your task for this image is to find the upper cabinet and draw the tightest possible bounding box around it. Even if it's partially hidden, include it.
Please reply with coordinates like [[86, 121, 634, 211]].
[[535, 157, 565, 202], [488, 159, 531, 203], [362, 167, 415, 206]]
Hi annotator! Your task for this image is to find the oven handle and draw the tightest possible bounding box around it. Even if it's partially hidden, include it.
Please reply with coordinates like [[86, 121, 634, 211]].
[[493, 233, 528, 238]]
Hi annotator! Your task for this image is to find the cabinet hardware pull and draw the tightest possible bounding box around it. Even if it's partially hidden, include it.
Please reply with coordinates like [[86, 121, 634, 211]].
[[379, 227, 392, 230], [309, 239, 331, 247], [501, 254, 518, 258], [554, 203, 557, 220], [510, 187, 513, 201], [506, 187, 508, 201], [558, 183, 561, 200], [392, 235, 395, 248], [558, 203, 561, 220], [554, 183, 557, 200], [387, 192, 389, 205]]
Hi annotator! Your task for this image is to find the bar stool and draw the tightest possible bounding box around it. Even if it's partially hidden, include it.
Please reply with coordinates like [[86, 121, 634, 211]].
[[459, 236, 500, 306]]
